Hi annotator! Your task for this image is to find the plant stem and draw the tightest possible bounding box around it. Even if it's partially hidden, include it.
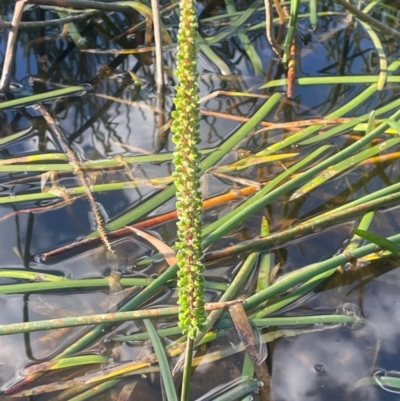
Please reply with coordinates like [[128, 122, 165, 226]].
[[181, 337, 194, 401]]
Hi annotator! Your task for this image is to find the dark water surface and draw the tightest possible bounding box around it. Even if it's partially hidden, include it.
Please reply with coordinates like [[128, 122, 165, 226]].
[[0, 0, 400, 400]]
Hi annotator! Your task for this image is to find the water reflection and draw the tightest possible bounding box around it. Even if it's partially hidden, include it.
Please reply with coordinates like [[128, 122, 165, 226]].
[[272, 325, 379, 401]]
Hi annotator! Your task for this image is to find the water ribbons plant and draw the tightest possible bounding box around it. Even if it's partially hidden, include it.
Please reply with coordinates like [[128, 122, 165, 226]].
[[172, 1, 206, 340]]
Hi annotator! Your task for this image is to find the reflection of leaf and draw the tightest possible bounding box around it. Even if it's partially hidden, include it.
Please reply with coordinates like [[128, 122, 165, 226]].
[[354, 229, 400, 254], [127, 226, 177, 266], [115, 1, 172, 44]]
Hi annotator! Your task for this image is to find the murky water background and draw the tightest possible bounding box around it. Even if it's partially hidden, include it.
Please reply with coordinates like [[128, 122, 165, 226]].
[[0, 0, 400, 400]]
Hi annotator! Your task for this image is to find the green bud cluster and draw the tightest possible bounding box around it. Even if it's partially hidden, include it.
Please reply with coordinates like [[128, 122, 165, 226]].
[[171, 0, 205, 339]]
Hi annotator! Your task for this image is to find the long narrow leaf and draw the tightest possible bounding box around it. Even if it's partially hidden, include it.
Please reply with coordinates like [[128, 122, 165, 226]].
[[144, 320, 179, 401], [354, 229, 400, 254], [291, 136, 400, 200], [203, 108, 400, 248], [244, 231, 400, 310], [359, 20, 387, 90], [260, 75, 400, 89], [0, 86, 86, 109], [22, 355, 108, 375]]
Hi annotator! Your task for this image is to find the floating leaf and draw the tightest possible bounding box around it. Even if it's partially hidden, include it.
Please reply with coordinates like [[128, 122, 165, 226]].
[[22, 355, 108, 375]]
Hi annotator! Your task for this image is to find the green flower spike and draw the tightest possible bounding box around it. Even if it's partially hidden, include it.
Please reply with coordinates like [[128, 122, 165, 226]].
[[172, 0, 205, 339]]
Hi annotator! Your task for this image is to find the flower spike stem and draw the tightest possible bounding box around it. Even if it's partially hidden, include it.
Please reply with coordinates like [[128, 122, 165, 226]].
[[181, 337, 195, 401]]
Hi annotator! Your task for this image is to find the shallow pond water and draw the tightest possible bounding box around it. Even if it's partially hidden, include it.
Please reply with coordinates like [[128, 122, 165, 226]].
[[0, 0, 400, 400]]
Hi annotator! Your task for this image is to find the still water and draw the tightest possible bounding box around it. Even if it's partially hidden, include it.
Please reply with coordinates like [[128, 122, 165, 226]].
[[0, 0, 400, 400]]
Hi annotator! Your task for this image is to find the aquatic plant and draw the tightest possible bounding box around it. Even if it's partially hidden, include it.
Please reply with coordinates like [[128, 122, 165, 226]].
[[171, 0, 205, 339], [2, 1, 400, 400]]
